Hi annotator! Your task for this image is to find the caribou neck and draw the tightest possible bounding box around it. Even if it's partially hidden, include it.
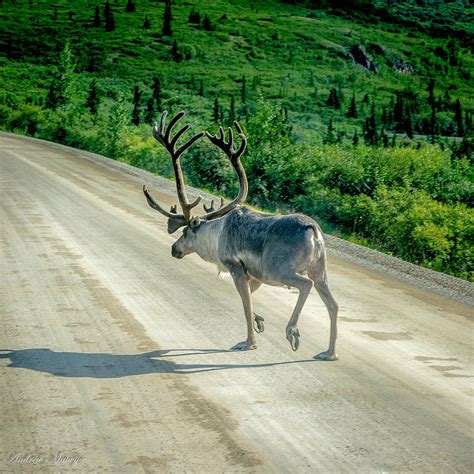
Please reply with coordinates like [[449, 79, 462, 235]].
[[194, 218, 226, 266]]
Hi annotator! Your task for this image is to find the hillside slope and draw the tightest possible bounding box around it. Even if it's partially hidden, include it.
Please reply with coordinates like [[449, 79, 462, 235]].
[[1, 0, 472, 140]]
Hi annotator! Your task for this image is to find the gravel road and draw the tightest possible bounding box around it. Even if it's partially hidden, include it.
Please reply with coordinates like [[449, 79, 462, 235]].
[[1, 133, 473, 473]]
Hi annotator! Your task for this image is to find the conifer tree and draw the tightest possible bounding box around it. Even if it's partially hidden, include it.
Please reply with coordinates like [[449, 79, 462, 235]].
[[347, 92, 357, 118], [93, 6, 100, 27], [427, 78, 435, 108], [45, 81, 58, 109], [363, 103, 378, 145], [213, 97, 219, 123], [86, 79, 99, 115], [198, 79, 204, 97], [323, 119, 336, 144], [171, 40, 181, 62], [241, 75, 247, 103], [430, 106, 437, 144], [404, 108, 413, 138], [202, 15, 213, 31], [352, 129, 359, 146], [163, 0, 172, 36], [188, 8, 200, 24], [143, 15, 151, 29], [453, 99, 464, 136], [151, 77, 162, 112], [393, 93, 404, 132], [132, 86, 141, 126], [326, 88, 340, 109], [125, 0, 136, 13], [56, 41, 75, 108], [104, 2, 115, 32], [229, 95, 235, 124]]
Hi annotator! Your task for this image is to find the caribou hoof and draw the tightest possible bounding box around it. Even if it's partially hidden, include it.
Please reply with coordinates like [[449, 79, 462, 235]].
[[286, 327, 300, 351], [253, 314, 265, 333], [231, 340, 257, 351], [314, 351, 338, 361]]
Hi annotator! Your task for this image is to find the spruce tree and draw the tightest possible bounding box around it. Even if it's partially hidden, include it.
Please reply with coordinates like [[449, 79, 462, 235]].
[[132, 86, 141, 126], [453, 99, 464, 136], [352, 129, 359, 146], [163, 0, 172, 36], [188, 9, 200, 24], [326, 88, 340, 109], [56, 41, 75, 108], [404, 108, 413, 138], [202, 15, 213, 31], [347, 92, 357, 118], [323, 119, 336, 145], [393, 93, 404, 132], [86, 79, 99, 115], [151, 77, 162, 111], [104, 2, 115, 32], [45, 81, 58, 109], [171, 40, 181, 62], [430, 106, 437, 144], [427, 78, 435, 108], [229, 95, 235, 124], [143, 15, 151, 29], [241, 75, 247, 103], [213, 97, 219, 123], [125, 0, 136, 13], [145, 97, 155, 124], [364, 103, 378, 145], [93, 6, 100, 27]]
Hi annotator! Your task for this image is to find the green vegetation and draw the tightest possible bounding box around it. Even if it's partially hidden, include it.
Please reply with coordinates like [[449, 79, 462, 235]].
[[0, 0, 472, 280]]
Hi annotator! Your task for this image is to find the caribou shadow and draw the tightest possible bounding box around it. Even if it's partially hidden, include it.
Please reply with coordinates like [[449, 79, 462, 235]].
[[0, 348, 317, 378]]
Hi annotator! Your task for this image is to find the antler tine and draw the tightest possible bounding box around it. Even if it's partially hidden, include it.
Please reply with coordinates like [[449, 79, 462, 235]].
[[143, 185, 176, 219], [227, 127, 234, 151], [203, 197, 225, 213], [203, 199, 214, 213], [165, 111, 186, 144], [202, 121, 248, 221], [234, 121, 247, 158]]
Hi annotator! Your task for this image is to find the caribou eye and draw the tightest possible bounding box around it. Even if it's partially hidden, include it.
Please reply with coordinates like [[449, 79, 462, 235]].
[[189, 217, 201, 231]]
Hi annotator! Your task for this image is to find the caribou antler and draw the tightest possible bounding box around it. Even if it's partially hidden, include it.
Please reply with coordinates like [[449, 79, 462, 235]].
[[143, 111, 204, 232], [201, 122, 248, 221]]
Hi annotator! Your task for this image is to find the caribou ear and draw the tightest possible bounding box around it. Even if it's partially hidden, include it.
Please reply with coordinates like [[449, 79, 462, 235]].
[[167, 216, 187, 234], [189, 217, 202, 232]]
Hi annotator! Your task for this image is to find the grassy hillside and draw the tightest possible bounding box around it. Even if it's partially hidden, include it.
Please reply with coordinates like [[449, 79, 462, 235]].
[[1, 0, 473, 140], [0, 0, 473, 280]]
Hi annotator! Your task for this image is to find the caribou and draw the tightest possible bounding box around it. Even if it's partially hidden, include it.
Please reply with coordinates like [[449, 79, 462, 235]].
[[143, 111, 339, 360]]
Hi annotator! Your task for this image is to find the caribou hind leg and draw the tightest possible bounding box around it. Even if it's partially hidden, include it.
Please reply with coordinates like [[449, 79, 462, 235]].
[[280, 274, 313, 351], [309, 253, 339, 361], [249, 278, 265, 333]]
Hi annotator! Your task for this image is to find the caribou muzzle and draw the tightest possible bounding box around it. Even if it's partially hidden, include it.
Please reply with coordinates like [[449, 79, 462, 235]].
[[171, 243, 184, 259]]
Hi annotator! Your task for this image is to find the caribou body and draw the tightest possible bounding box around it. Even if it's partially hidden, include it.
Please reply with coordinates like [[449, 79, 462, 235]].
[[143, 111, 339, 360]]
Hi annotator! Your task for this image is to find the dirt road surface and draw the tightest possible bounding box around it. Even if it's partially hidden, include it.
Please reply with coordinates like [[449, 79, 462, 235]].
[[1, 134, 473, 473]]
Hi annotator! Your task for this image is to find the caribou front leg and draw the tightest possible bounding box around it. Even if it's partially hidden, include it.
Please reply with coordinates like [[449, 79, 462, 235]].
[[228, 264, 257, 351]]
